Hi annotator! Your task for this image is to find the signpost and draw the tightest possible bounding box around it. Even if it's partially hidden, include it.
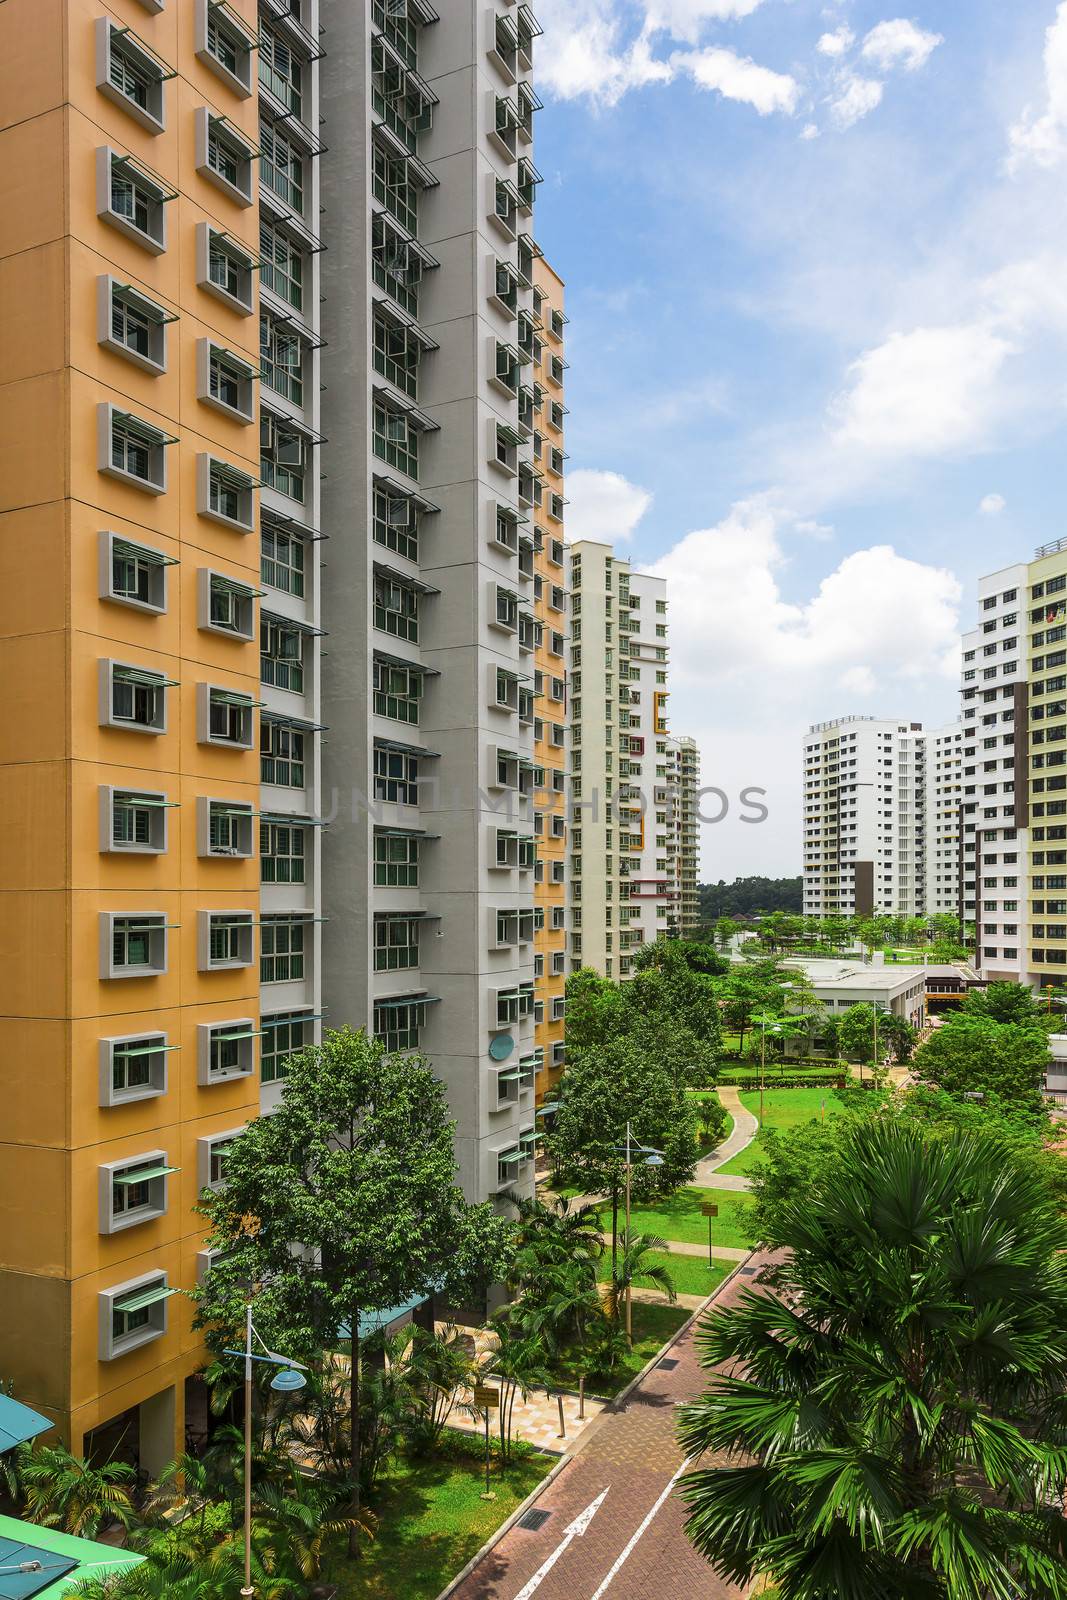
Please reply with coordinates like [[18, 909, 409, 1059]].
[[701, 1200, 718, 1267], [473, 1385, 499, 1500]]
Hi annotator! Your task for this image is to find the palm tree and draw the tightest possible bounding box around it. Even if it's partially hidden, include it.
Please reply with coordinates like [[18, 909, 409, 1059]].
[[141, 1453, 219, 1542], [604, 1230, 677, 1333], [403, 1323, 479, 1451], [481, 1324, 552, 1463], [254, 1464, 374, 1580], [522, 1259, 602, 1351], [677, 1119, 1067, 1600], [19, 1444, 136, 1539]]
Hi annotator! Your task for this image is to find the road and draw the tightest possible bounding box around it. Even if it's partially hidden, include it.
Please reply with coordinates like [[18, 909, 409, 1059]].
[[447, 1259, 769, 1600]]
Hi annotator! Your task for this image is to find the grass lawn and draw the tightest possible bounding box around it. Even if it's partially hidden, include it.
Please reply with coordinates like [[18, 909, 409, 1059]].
[[321, 1433, 554, 1599], [597, 1251, 730, 1300], [714, 1087, 843, 1178], [546, 1300, 690, 1396], [621, 1186, 755, 1249]]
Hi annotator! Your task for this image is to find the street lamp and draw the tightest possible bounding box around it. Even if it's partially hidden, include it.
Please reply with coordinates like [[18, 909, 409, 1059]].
[[758, 985, 792, 1127], [616, 1123, 663, 1343], [224, 1304, 308, 1599]]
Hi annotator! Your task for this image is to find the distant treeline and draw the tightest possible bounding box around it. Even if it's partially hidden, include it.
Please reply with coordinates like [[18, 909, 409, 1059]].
[[698, 875, 802, 920]]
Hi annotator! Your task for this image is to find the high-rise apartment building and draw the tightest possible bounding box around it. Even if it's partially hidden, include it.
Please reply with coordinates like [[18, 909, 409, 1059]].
[[0, 0, 325, 1468], [802, 716, 961, 919], [668, 734, 701, 935], [320, 0, 545, 1207], [0, 0, 549, 1468], [531, 256, 568, 1098], [568, 546, 682, 977]]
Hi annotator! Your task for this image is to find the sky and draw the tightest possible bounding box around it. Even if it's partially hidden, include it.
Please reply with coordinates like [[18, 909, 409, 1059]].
[[530, 0, 1067, 881]]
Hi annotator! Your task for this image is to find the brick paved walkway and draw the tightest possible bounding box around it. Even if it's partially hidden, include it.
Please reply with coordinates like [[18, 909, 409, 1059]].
[[446, 1258, 771, 1600]]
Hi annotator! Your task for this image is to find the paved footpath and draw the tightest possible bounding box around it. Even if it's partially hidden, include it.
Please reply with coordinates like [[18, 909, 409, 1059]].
[[693, 1088, 758, 1192], [447, 1258, 771, 1600]]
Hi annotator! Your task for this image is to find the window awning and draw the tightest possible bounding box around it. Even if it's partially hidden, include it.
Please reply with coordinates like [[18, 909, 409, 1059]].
[[212, 1026, 263, 1042], [0, 1396, 52, 1454], [113, 1282, 176, 1314], [114, 664, 178, 688], [373, 909, 441, 921], [112, 1040, 180, 1058], [372, 472, 440, 515], [210, 687, 258, 707], [112, 536, 178, 567], [374, 826, 439, 840], [113, 1164, 179, 1185], [262, 1009, 328, 1027], [373, 992, 441, 1010], [374, 648, 440, 676], [374, 736, 441, 758], [260, 811, 328, 827], [114, 792, 178, 809], [373, 560, 441, 595]]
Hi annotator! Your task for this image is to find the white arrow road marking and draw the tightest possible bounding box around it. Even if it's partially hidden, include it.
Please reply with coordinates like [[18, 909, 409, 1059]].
[[511, 1487, 610, 1600], [588, 1456, 693, 1600]]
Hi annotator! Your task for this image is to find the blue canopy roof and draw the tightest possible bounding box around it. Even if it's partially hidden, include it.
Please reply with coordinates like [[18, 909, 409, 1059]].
[[0, 1399, 52, 1456], [0, 1516, 143, 1598]]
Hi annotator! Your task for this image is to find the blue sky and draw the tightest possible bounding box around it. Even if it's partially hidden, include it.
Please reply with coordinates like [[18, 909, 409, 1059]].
[[530, 0, 1067, 877]]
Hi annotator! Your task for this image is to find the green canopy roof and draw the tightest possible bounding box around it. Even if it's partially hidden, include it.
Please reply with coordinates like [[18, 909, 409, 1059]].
[[0, 1514, 144, 1597]]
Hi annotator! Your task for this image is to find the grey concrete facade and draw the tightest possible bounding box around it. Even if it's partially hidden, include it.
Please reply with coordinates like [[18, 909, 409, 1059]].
[[320, 0, 540, 1204]]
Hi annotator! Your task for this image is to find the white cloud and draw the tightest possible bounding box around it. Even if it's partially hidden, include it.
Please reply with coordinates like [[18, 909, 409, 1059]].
[[861, 19, 943, 73], [645, 0, 766, 42], [801, 122, 820, 140], [829, 323, 1016, 455], [674, 46, 799, 114], [979, 492, 1007, 515], [828, 75, 884, 128], [565, 469, 653, 542], [817, 26, 855, 58], [1008, 1, 1067, 170]]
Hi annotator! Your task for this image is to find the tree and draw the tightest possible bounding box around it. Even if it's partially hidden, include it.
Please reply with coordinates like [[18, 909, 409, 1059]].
[[717, 960, 796, 1052], [678, 1119, 1067, 1599], [19, 1444, 136, 1539], [714, 916, 741, 952], [914, 1015, 1051, 1114], [697, 1095, 729, 1147], [837, 1003, 913, 1067], [562, 966, 626, 1051], [604, 1230, 678, 1334], [480, 1324, 551, 1463], [698, 876, 802, 921], [194, 1026, 514, 1555], [960, 980, 1049, 1027]]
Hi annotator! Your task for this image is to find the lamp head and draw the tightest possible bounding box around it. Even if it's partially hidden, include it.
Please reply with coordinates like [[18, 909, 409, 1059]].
[[270, 1366, 307, 1393]]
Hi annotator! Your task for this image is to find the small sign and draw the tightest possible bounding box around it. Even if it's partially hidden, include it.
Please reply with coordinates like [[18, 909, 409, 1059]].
[[473, 1386, 500, 1409], [701, 1202, 719, 1218]]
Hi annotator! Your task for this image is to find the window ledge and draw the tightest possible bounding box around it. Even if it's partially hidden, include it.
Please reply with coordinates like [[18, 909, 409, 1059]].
[[198, 160, 254, 210], [102, 206, 166, 256], [99, 331, 167, 377], [99, 81, 166, 136], [100, 461, 166, 497]]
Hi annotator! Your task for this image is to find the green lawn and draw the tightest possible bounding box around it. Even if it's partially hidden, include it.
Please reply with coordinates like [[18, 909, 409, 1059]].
[[714, 1087, 843, 1178], [620, 1186, 755, 1249], [321, 1434, 554, 1599], [597, 1251, 730, 1300], [547, 1300, 690, 1396]]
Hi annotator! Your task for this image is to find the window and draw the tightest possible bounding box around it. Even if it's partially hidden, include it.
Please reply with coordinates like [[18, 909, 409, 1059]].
[[198, 797, 254, 858], [372, 213, 429, 316], [200, 910, 254, 971], [99, 1273, 172, 1360], [261, 616, 304, 693], [196, 108, 255, 205], [262, 718, 306, 786], [374, 995, 432, 1054], [100, 404, 172, 493], [374, 310, 424, 398], [261, 1011, 311, 1083], [197, 223, 255, 314], [97, 17, 167, 131], [491, 176, 518, 237], [198, 340, 256, 421], [374, 657, 423, 723], [97, 147, 171, 252], [373, 142, 418, 232], [374, 485, 420, 562], [261, 121, 304, 211], [261, 413, 306, 501], [261, 315, 304, 405], [374, 741, 420, 804], [195, 570, 254, 640], [102, 786, 169, 854], [199, 454, 256, 531], [259, 24, 303, 115], [374, 831, 420, 886], [492, 584, 519, 632], [198, 1128, 244, 1192], [374, 914, 420, 971], [261, 918, 306, 983], [198, 1020, 256, 1084], [261, 518, 306, 595], [199, 685, 255, 748], [101, 1152, 173, 1233], [261, 220, 304, 310], [373, 402, 419, 478], [374, 573, 420, 641], [102, 913, 168, 979], [97, 276, 169, 373], [99, 1033, 169, 1105], [261, 819, 306, 883], [99, 531, 171, 614], [101, 661, 172, 733], [195, 0, 255, 95]]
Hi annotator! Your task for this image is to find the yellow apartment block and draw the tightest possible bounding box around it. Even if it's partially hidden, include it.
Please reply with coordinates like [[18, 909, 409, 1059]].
[[0, 0, 264, 1470], [532, 256, 568, 1100]]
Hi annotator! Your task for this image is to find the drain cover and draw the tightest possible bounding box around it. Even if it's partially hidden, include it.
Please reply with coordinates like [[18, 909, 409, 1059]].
[[739, 1266, 758, 1276], [517, 1509, 551, 1531], [658, 1358, 679, 1370]]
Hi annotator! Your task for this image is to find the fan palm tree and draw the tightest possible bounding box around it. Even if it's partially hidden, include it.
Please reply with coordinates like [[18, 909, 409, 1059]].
[[19, 1444, 136, 1539], [403, 1323, 479, 1450], [522, 1258, 603, 1350], [141, 1452, 220, 1542], [604, 1230, 677, 1332], [481, 1324, 552, 1463], [677, 1119, 1067, 1600]]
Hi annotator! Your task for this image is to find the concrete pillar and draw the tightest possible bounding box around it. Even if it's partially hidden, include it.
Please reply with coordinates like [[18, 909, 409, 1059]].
[[138, 1385, 178, 1479]]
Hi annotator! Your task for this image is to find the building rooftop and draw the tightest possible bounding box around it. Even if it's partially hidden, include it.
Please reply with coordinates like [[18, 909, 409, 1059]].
[[0, 1514, 144, 1598]]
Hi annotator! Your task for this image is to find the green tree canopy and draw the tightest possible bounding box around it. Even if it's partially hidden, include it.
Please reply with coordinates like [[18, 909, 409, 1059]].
[[959, 980, 1050, 1027], [914, 1015, 1051, 1115], [679, 1118, 1067, 1600], [698, 876, 802, 921]]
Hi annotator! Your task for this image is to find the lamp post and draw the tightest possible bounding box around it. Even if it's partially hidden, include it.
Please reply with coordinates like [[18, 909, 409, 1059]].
[[224, 1304, 308, 1599], [758, 991, 790, 1127], [619, 1125, 663, 1343]]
